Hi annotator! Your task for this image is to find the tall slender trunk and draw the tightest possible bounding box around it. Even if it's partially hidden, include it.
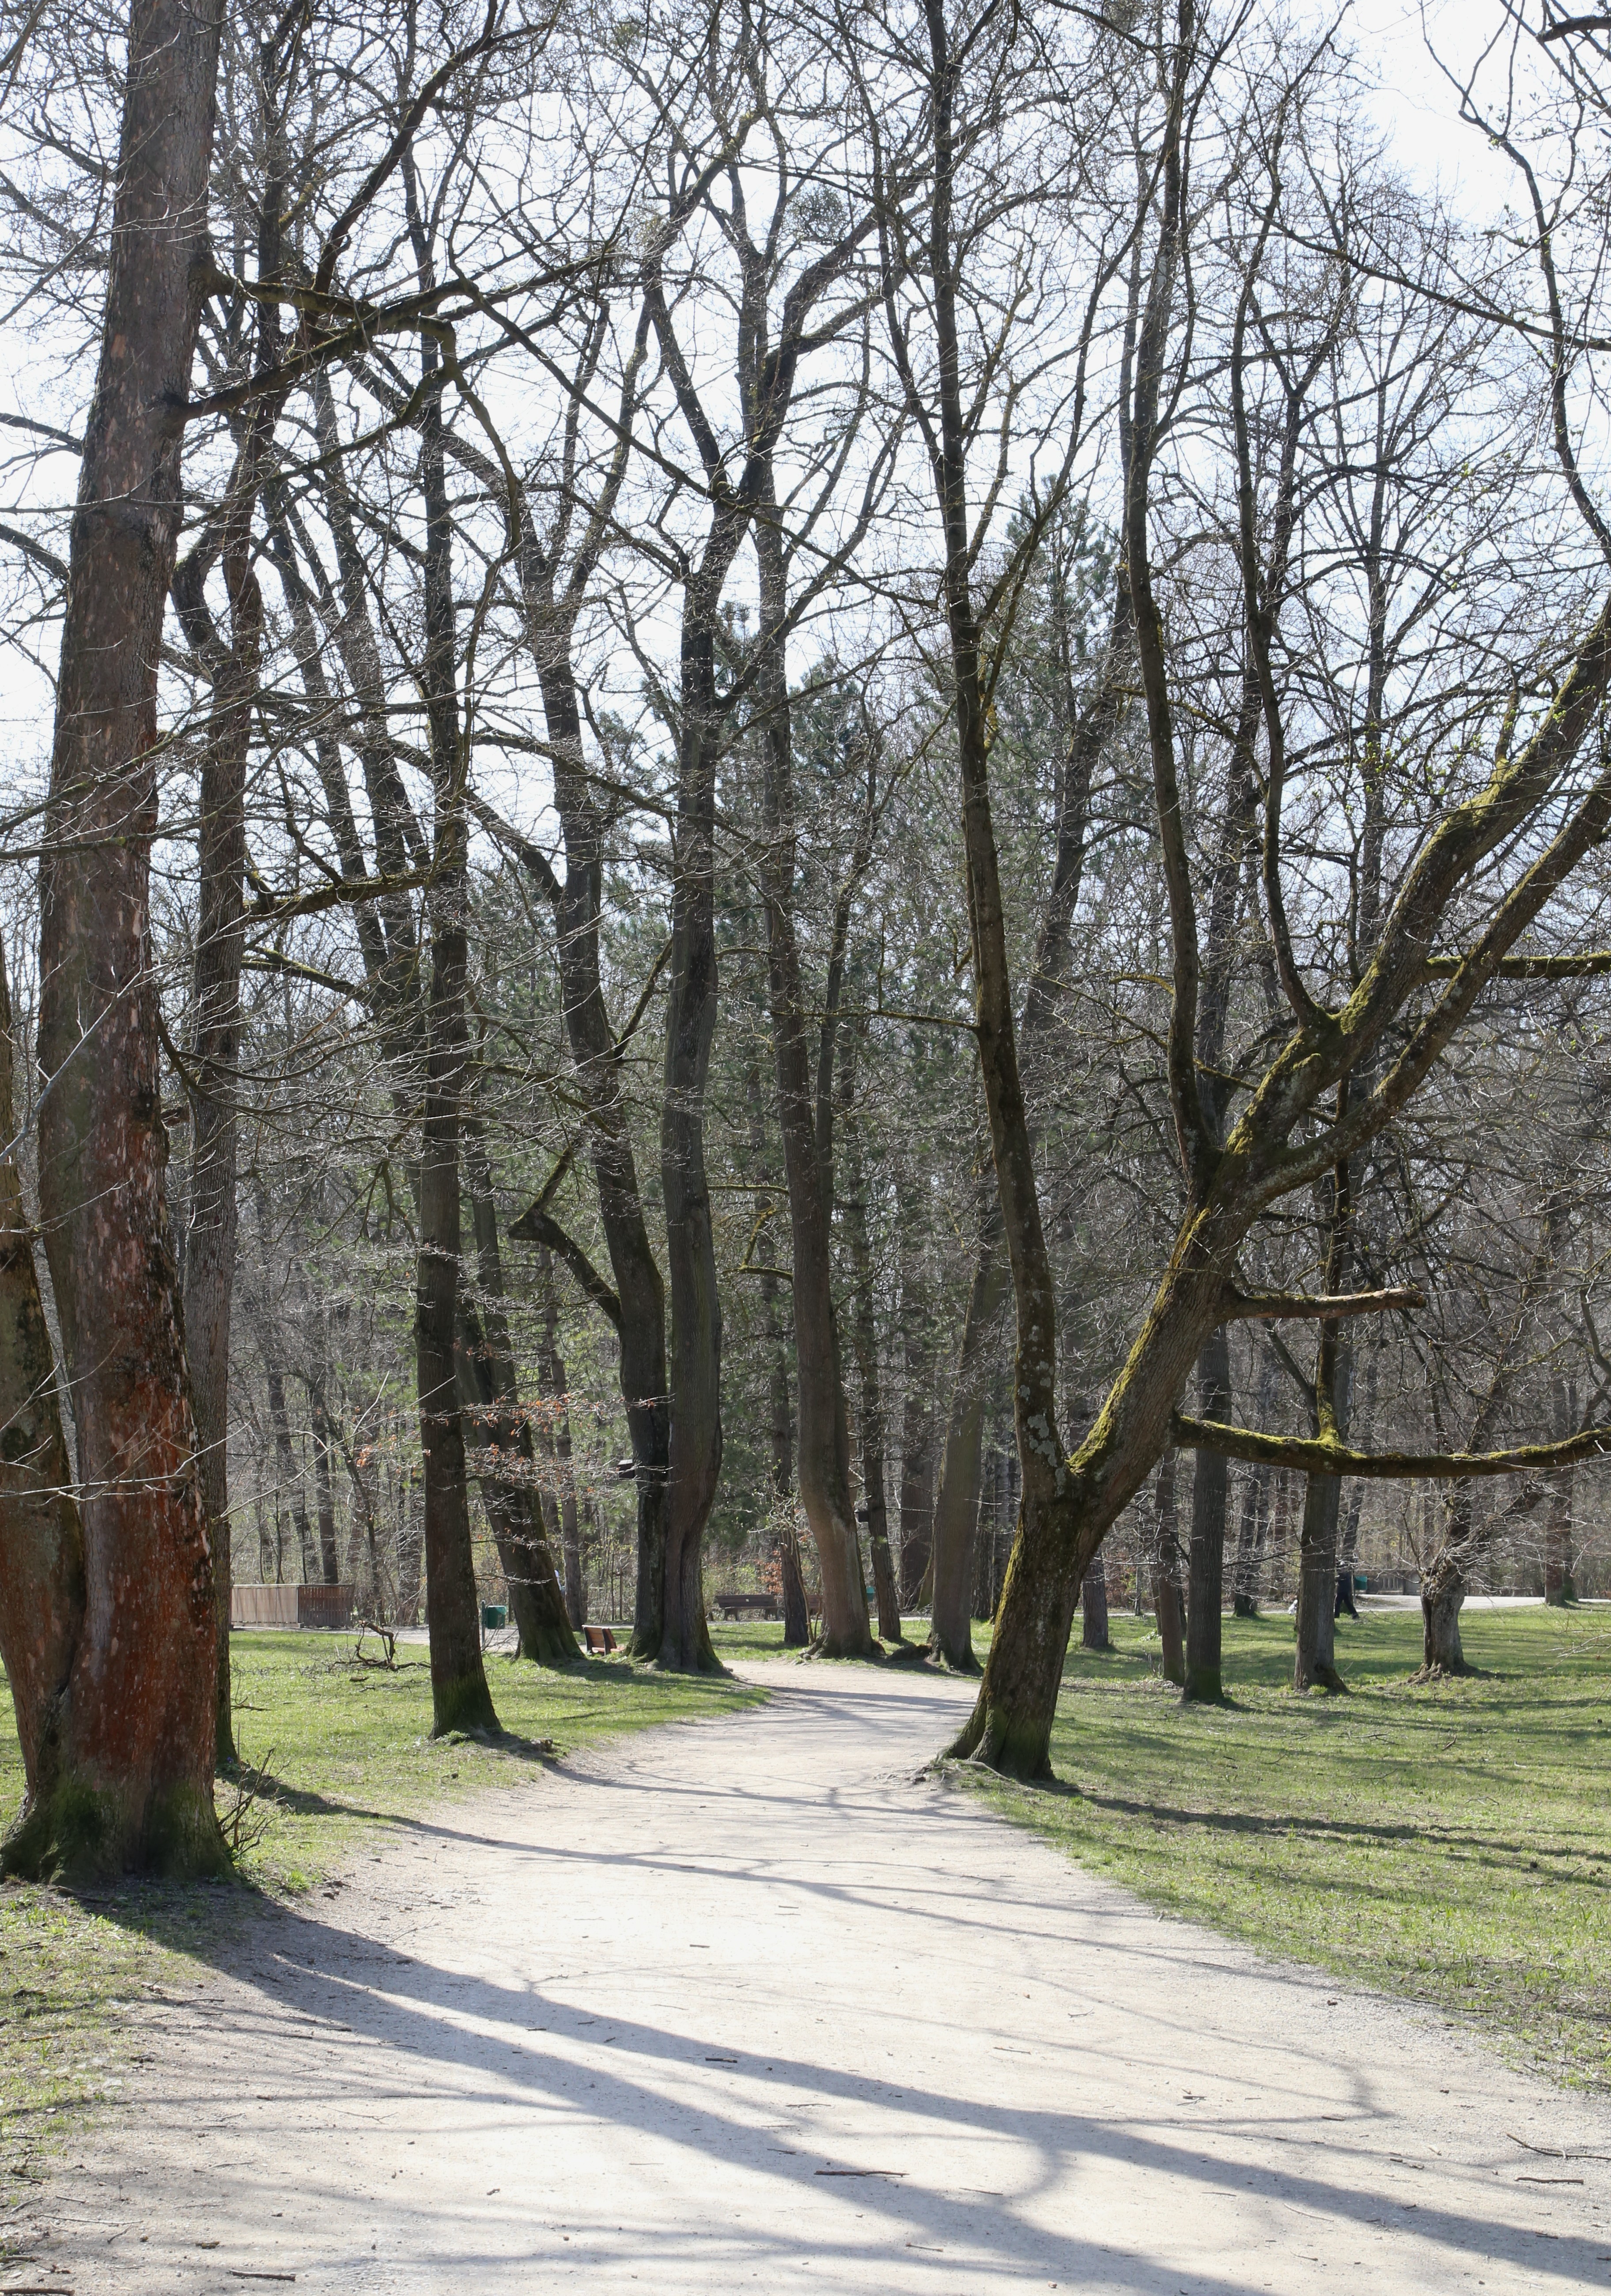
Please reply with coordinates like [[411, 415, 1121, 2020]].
[[1153, 1448, 1185, 1685], [310, 1387, 340, 1585], [458, 1125, 577, 1663], [408, 202, 496, 1735], [1184, 1325, 1232, 1699], [513, 538, 670, 1659], [928, 1197, 1008, 1669], [840, 1024, 901, 1643], [753, 502, 872, 1656], [1414, 1200, 1562, 1677], [658, 619, 726, 1673], [1544, 1371, 1577, 1603], [1294, 1174, 1354, 1692], [1080, 1554, 1112, 1651], [533, 1251, 586, 1631], [0, 936, 87, 1828], [896, 1162, 937, 1607], [14, 0, 228, 1876], [746, 1046, 809, 1646]]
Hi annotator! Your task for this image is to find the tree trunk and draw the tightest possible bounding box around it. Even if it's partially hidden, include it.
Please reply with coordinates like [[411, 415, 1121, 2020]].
[[514, 557, 670, 1662], [457, 1132, 577, 1664], [753, 505, 872, 1658], [1080, 1554, 1112, 1651], [896, 1166, 937, 1608], [1418, 1545, 1470, 1678], [927, 1224, 1008, 1669], [409, 240, 497, 1737], [1293, 1473, 1345, 1692], [1184, 1325, 1231, 1700], [21, 0, 228, 1877], [310, 1390, 340, 1584], [748, 1063, 808, 1650], [1544, 1372, 1576, 1604], [0, 936, 88, 1843], [656, 622, 725, 1673], [840, 1026, 901, 1645], [1153, 1448, 1185, 1687], [175, 540, 259, 1764]]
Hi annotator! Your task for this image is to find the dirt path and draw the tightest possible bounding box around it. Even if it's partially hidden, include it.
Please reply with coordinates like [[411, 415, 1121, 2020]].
[[28, 1663, 1611, 2292]]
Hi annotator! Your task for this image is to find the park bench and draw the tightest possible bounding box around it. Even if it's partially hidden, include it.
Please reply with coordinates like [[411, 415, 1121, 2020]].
[[710, 1591, 780, 1621], [584, 1624, 618, 1654]]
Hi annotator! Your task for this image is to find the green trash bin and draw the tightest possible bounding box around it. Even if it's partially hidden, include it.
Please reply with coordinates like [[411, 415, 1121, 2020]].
[[481, 1603, 508, 1632]]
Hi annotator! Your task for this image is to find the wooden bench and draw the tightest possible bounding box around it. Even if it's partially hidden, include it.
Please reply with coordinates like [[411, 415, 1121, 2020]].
[[584, 1624, 618, 1654], [710, 1592, 780, 1621]]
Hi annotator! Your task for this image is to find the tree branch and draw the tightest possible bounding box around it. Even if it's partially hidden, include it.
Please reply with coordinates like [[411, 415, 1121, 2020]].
[[507, 1207, 621, 1330], [1170, 1413, 1611, 1478], [1220, 1284, 1425, 1323]]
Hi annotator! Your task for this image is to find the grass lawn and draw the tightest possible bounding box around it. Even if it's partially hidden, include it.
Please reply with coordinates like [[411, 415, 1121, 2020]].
[[969, 1603, 1611, 2095], [0, 1632, 761, 2197]]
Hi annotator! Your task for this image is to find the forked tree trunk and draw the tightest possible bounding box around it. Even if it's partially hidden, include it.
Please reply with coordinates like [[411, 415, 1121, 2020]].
[[15, 0, 229, 1877]]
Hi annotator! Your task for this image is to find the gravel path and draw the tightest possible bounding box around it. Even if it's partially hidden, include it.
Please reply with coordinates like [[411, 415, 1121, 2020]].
[[28, 1662, 1611, 2292]]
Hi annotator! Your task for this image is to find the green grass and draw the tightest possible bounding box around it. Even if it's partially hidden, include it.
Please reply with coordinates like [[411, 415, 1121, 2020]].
[[707, 1614, 934, 1661], [969, 1604, 1611, 2094], [0, 1632, 761, 2196]]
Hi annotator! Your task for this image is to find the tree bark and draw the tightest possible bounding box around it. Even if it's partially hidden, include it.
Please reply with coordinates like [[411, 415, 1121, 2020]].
[[840, 1028, 902, 1644], [753, 502, 873, 1657], [1153, 1448, 1185, 1686], [927, 1209, 1008, 1669], [512, 531, 670, 1661], [1294, 1473, 1345, 1691], [657, 616, 726, 1673], [22, 0, 228, 1876], [408, 210, 497, 1735], [458, 1129, 578, 1664], [1080, 1554, 1112, 1651], [1418, 1544, 1469, 1677], [310, 1385, 340, 1585], [1184, 1326, 1232, 1699], [896, 1162, 937, 1608], [176, 544, 258, 1760], [0, 935, 87, 1833]]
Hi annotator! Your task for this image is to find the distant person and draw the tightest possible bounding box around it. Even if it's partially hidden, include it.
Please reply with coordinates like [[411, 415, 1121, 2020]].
[[1334, 1570, 1360, 1621]]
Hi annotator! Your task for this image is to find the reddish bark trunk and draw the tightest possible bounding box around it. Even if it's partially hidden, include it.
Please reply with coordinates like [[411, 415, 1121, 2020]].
[[19, 0, 227, 1875]]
